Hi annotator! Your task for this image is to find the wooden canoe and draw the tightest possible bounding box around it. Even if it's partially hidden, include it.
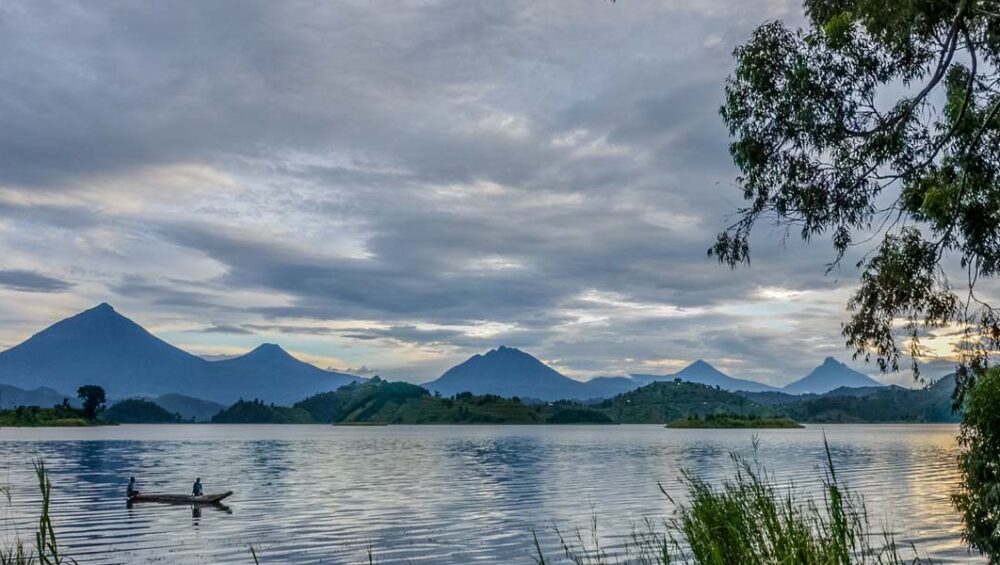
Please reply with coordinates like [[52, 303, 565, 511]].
[[129, 491, 233, 505]]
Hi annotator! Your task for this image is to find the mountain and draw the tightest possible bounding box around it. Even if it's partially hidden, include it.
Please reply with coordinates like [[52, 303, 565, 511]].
[[425, 346, 598, 401], [0, 304, 362, 405], [0, 303, 211, 399], [151, 394, 225, 422], [632, 360, 779, 393], [210, 343, 361, 405], [0, 383, 72, 410], [580, 376, 641, 399], [781, 357, 885, 395]]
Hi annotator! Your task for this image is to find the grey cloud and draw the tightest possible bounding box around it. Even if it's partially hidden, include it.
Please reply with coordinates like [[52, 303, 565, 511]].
[[1, 0, 927, 384], [0, 270, 73, 293], [197, 324, 256, 335]]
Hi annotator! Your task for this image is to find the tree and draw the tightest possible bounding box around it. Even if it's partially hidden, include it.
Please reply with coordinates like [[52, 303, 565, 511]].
[[718, 1, 1000, 558], [76, 385, 106, 420], [954, 367, 1000, 562], [715, 0, 1000, 401]]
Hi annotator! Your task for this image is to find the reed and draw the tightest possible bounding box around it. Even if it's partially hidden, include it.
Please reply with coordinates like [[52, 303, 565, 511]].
[[534, 438, 927, 565], [0, 461, 75, 565]]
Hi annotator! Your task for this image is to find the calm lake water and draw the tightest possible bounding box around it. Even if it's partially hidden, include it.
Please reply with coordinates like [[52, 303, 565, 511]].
[[0, 424, 977, 564]]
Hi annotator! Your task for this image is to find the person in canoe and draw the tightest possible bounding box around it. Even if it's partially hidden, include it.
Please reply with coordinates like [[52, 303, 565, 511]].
[[192, 478, 203, 497], [127, 477, 139, 499]]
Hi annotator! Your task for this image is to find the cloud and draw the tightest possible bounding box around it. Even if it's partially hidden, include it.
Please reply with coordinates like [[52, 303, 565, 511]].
[[0, 270, 73, 293], [197, 324, 256, 335], [0, 0, 953, 385]]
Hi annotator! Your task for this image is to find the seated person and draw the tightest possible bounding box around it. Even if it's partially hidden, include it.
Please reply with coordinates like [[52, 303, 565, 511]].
[[192, 478, 203, 497], [127, 477, 139, 498]]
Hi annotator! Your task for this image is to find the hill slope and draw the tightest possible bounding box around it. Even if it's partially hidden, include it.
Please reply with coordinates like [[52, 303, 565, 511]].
[[0, 383, 71, 410], [210, 344, 361, 405], [633, 360, 778, 393], [782, 358, 884, 395], [598, 381, 766, 423], [425, 346, 594, 401]]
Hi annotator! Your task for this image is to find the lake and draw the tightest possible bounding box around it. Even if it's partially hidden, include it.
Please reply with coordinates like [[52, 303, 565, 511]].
[[0, 424, 976, 564]]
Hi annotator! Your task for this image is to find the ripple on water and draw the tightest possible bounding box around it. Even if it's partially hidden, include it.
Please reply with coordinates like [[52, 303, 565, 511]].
[[0, 424, 976, 564]]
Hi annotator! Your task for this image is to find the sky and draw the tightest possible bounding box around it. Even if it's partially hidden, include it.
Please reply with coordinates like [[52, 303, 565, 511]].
[[0, 0, 963, 386]]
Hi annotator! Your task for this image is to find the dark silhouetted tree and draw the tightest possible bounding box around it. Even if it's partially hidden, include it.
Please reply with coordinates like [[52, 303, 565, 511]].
[[716, 0, 1000, 399], [76, 385, 106, 420], [719, 1, 1000, 558]]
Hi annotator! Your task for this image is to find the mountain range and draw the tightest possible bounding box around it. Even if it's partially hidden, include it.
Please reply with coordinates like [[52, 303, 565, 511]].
[[0, 303, 361, 404], [0, 304, 889, 406]]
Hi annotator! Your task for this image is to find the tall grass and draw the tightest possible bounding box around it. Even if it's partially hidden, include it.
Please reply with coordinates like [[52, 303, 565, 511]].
[[0, 461, 75, 565], [535, 439, 927, 565]]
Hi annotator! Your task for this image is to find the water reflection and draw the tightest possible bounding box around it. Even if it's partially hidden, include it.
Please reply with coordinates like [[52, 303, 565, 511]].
[[0, 424, 972, 564]]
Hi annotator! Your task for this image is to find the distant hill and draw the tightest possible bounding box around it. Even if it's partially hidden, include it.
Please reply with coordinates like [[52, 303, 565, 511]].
[[778, 381, 958, 423], [0, 303, 363, 405], [151, 394, 224, 422], [104, 399, 183, 424], [598, 381, 765, 423], [294, 378, 610, 424], [782, 358, 884, 395], [579, 376, 641, 399], [633, 360, 778, 393], [425, 346, 599, 401], [211, 399, 315, 424], [0, 383, 72, 410], [209, 343, 360, 405]]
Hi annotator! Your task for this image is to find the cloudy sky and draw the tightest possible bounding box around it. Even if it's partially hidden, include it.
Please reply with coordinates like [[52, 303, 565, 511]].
[[0, 0, 961, 386]]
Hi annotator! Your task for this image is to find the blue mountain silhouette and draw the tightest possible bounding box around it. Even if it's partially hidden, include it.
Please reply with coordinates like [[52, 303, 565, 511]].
[[781, 357, 884, 395], [425, 346, 633, 401], [632, 359, 779, 392], [0, 304, 361, 404]]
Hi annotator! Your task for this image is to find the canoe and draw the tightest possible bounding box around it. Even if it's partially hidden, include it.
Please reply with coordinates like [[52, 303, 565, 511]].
[[129, 491, 233, 505]]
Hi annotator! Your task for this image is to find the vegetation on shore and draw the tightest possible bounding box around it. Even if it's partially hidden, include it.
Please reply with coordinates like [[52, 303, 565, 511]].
[[0, 385, 117, 427], [534, 441, 924, 564], [0, 403, 93, 427], [293, 378, 612, 424], [0, 461, 73, 565], [211, 399, 315, 424], [667, 413, 802, 429], [102, 399, 184, 424], [955, 367, 1000, 559], [0, 377, 964, 427]]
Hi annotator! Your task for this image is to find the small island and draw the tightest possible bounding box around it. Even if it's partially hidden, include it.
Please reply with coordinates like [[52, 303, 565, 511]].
[[0, 385, 111, 427], [666, 413, 804, 429]]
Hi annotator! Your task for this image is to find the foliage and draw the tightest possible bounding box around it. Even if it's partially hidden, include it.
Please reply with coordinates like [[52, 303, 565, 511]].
[[534, 442, 924, 565], [599, 381, 764, 424], [75, 386, 105, 420], [210, 399, 315, 424], [665, 441, 923, 565], [294, 379, 613, 424], [0, 461, 76, 565], [291, 378, 961, 425], [666, 413, 802, 428], [715, 0, 1000, 390], [102, 399, 184, 424], [955, 367, 1000, 562], [773, 377, 960, 423], [0, 405, 91, 427]]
